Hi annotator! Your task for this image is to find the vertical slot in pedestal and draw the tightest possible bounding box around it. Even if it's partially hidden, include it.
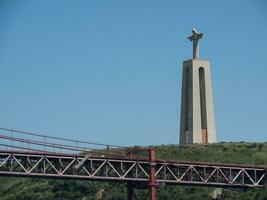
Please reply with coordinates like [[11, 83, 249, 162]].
[[199, 67, 208, 143], [184, 67, 190, 137]]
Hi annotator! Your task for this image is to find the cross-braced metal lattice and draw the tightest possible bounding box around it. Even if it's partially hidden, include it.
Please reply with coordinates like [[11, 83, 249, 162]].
[[0, 151, 265, 188], [155, 162, 265, 187]]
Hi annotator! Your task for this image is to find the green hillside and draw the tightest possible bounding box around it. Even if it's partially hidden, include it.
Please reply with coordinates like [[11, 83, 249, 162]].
[[0, 143, 266, 200]]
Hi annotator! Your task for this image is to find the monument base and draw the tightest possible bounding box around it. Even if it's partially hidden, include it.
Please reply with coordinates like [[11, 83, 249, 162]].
[[180, 59, 216, 144]]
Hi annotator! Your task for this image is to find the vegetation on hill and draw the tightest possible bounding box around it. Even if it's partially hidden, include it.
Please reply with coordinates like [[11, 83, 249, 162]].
[[0, 143, 266, 200]]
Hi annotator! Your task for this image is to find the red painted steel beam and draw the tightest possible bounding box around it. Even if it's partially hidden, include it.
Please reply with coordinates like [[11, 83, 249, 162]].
[[149, 149, 157, 200]]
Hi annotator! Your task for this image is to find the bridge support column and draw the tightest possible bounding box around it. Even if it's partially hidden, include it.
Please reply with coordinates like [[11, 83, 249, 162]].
[[149, 149, 156, 200], [127, 184, 133, 200]]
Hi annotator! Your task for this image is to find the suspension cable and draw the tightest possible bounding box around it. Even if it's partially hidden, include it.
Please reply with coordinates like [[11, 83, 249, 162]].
[[0, 127, 127, 149]]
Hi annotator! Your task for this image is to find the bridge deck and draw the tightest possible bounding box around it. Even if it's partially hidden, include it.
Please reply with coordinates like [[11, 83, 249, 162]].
[[0, 150, 265, 188]]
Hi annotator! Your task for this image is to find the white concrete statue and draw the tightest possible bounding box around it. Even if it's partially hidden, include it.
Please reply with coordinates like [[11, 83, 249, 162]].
[[187, 28, 203, 59]]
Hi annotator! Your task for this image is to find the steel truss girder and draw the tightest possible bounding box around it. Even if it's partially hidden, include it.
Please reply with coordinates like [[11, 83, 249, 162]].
[[0, 151, 265, 188]]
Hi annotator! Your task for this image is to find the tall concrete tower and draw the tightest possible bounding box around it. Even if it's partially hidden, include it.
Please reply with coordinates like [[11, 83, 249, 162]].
[[180, 29, 217, 144]]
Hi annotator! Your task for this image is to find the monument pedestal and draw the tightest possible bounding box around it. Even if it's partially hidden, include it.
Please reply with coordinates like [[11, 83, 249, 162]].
[[180, 59, 216, 144]]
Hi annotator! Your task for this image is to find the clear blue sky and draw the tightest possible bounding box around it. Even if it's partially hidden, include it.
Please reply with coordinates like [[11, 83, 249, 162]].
[[0, 0, 266, 146]]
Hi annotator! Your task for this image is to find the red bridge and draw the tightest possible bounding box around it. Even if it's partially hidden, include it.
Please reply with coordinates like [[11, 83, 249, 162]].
[[0, 127, 266, 200]]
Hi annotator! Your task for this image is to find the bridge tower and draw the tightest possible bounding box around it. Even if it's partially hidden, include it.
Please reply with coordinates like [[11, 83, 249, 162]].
[[180, 29, 217, 144]]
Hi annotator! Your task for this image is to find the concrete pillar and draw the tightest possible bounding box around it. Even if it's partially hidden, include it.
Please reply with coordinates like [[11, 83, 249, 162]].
[[180, 59, 216, 144]]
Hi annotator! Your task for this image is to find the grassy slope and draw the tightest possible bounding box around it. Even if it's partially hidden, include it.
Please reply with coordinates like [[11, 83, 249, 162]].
[[155, 142, 267, 165], [0, 143, 266, 200]]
